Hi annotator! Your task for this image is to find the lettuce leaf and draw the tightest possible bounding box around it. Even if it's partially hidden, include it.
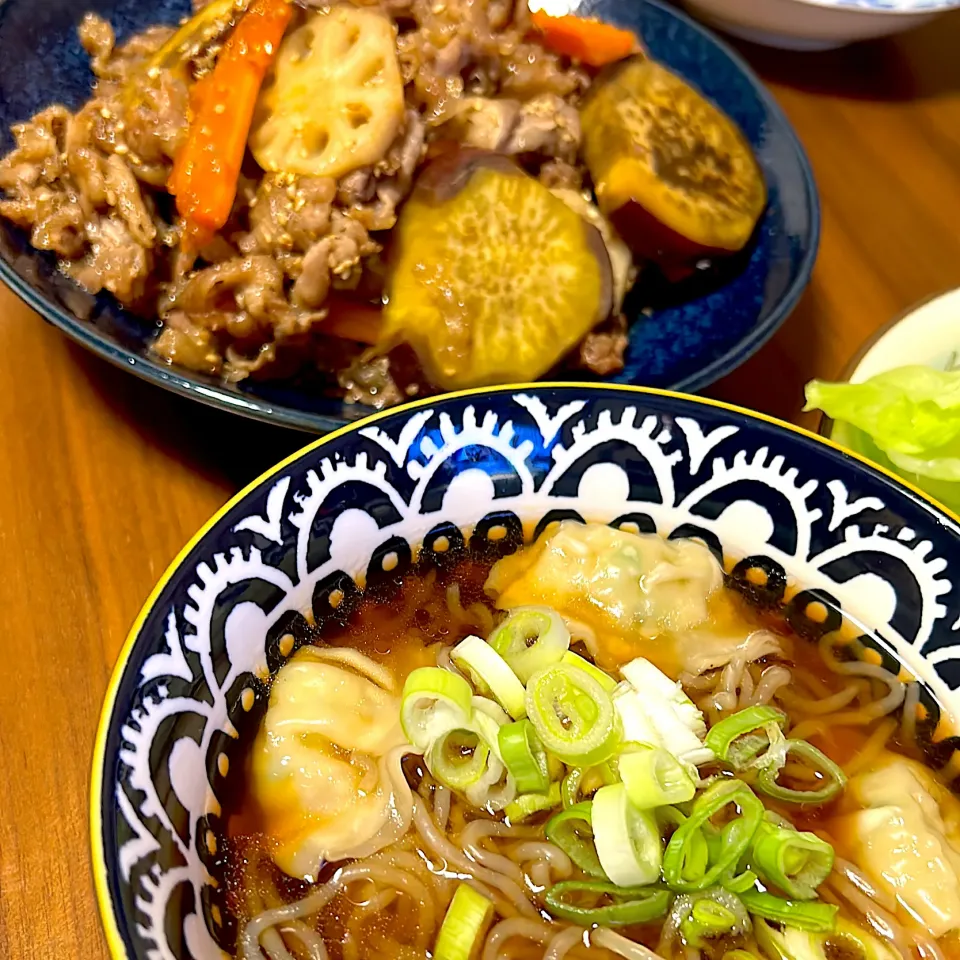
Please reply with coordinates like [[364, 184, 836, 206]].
[[804, 366, 960, 482]]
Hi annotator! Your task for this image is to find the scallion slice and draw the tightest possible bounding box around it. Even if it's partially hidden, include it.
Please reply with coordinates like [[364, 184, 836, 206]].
[[739, 889, 838, 932], [755, 739, 847, 805], [704, 706, 787, 768], [451, 635, 527, 719], [428, 726, 492, 791], [505, 782, 562, 822], [751, 820, 834, 899], [498, 719, 550, 794], [400, 667, 474, 752], [619, 743, 696, 809], [669, 889, 752, 949], [561, 762, 617, 808], [681, 899, 741, 948], [562, 650, 617, 692], [489, 606, 570, 682], [461, 710, 516, 811], [434, 883, 495, 960], [544, 881, 670, 927], [526, 664, 621, 766], [546, 802, 606, 878], [592, 782, 663, 887], [662, 780, 764, 892]]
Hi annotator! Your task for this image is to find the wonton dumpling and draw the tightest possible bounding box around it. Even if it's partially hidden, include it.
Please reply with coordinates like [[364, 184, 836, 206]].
[[839, 756, 960, 937], [252, 646, 406, 880], [485, 522, 723, 666]]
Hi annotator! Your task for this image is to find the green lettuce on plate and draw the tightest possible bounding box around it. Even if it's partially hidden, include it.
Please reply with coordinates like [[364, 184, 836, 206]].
[[805, 366, 960, 506]]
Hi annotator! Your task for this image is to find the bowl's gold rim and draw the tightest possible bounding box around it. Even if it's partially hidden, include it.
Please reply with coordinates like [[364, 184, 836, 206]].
[[89, 380, 960, 959]]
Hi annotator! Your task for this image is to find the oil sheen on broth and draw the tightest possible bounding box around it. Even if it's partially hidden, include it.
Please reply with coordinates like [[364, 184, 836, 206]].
[[224, 521, 960, 960]]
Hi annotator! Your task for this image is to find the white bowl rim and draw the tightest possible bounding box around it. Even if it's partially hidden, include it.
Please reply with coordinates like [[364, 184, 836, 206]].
[[849, 285, 960, 383], [768, 0, 960, 17]]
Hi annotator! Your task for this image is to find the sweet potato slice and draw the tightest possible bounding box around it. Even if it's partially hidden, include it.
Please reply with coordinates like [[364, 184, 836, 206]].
[[381, 149, 613, 391], [581, 57, 766, 280]]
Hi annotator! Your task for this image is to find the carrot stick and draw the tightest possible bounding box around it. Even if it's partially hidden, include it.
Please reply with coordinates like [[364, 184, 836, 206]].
[[169, 0, 292, 251], [530, 10, 639, 68]]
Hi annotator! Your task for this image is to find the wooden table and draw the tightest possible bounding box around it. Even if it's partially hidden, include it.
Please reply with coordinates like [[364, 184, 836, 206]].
[[1, 17, 960, 958]]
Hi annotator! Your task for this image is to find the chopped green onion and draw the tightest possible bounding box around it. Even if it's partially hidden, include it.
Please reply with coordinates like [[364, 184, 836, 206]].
[[546, 752, 566, 782], [621, 658, 708, 743], [724, 870, 760, 895], [472, 696, 511, 729], [489, 606, 570, 683], [428, 726, 492, 791], [545, 802, 606, 878], [751, 820, 834, 899], [562, 651, 617, 692], [505, 782, 562, 822], [668, 889, 752, 951], [619, 743, 696, 809], [401, 667, 474, 752], [759, 918, 902, 960], [526, 664, 621, 767], [755, 740, 847, 805], [704, 706, 787, 768], [562, 767, 583, 809], [434, 883, 494, 960], [592, 782, 663, 886], [681, 898, 740, 948], [498, 719, 549, 794], [451, 635, 527, 719], [561, 763, 617, 808], [544, 881, 671, 927], [614, 663, 714, 768], [753, 918, 794, 960], [464, 712, 516, 811], [723, 951, 762, 960], [740, 889, 838, 932], [663, 780, 765, 892], [613, 683, 662, 748]]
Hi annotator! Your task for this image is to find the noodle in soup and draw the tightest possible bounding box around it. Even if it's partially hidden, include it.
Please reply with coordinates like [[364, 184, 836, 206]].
[[223, 521, 960, 960]]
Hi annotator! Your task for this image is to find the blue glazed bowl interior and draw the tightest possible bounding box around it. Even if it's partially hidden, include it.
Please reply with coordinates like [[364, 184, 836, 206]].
[[0, 0, 818, 433], [93, 385, 960, 960]]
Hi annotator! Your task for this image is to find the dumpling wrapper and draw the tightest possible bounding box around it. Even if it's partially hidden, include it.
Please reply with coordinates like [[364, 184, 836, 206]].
[[252, 647, 406, 880], [485, 521, 723, 668], [837, 755, 960, 937]]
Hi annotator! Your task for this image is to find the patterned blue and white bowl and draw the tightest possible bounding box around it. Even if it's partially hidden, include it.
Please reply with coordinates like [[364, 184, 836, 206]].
[[92, 384, 960, 960], [681, 0, 960, 50]]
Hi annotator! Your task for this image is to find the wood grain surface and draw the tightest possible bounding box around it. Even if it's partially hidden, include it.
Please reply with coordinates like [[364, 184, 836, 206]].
[[1, 16, 960, 958]]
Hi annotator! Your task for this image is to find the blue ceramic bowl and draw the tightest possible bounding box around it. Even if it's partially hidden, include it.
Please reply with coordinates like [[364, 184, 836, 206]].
[[93, 384, 960, 960], [0, 0, 819, 434]]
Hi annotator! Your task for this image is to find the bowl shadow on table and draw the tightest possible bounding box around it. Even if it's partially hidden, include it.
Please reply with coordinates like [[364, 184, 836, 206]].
[[728, 11, 960, 100], [704, 279, 826, 427], [66, 341, 308, 490]]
